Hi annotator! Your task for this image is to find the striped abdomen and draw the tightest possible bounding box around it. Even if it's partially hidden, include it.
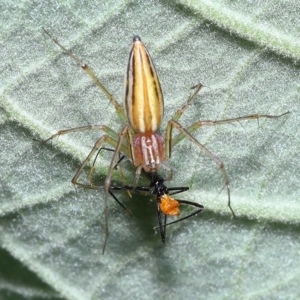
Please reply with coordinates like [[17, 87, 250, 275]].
[[125, 35, 164, 134]]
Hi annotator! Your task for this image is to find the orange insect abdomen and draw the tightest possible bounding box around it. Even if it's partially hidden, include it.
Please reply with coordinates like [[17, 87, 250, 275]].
[[160, 194, 180, 216]]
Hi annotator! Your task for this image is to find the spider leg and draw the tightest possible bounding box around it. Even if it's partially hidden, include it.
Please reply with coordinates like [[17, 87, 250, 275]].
[[43, 28, 127, 125], [167, 119, 235, 217], [165, 83, 204, 157], [171, 112, 290, 147], [35, 124, 120, 144]]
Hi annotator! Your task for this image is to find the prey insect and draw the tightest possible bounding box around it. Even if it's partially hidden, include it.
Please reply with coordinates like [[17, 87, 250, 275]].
[[108, 172, 204, 243], [42, 29, 289, 252]]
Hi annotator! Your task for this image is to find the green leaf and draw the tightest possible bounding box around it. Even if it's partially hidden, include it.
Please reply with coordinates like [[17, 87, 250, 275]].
[[0, 1, 298, 299]]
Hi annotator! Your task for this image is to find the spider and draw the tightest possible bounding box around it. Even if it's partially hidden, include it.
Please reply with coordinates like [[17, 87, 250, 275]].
[[41, 29, 289, 251]]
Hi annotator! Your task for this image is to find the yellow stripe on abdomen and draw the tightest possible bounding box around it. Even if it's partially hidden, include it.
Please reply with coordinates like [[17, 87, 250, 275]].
[[125, 36, 163, 134]]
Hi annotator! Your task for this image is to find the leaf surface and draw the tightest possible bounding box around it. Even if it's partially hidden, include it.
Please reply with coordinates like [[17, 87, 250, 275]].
[[0, 1, 298, 299]]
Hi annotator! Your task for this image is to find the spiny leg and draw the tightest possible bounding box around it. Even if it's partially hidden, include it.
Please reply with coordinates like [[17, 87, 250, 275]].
[[43, 28, 127, 125], [102, 125, 129, 253], [71, 135, 127, 189], [89, 147, 126, 182], [89, 148, 132, 215], [89, 148, 131, 197], [38, 124, 130, 188], [167, 119, 236, 217], [125, 130, 145, 190], [165, 81, 289, 149], [171, 112, 289, 148], [165, 83, 203, 157], [36, 123, 129, 188], [171, 83, 204, 122], [68, 130, 126, 254], [91, 148, 124, 170], [71, 136, 113, 253], [37, 121, 130, 189], [103, 126, 130, 195], [36, 124, 120, 144]]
